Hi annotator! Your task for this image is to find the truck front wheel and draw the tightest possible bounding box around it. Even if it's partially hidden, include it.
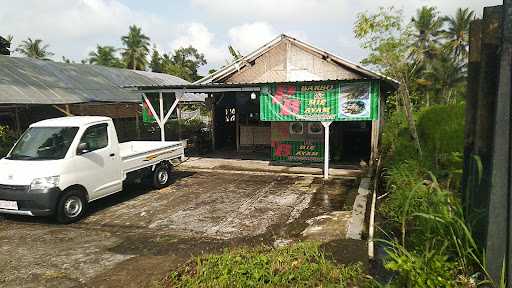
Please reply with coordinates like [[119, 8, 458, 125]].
[[56, 190, 87, 224], [152, 164, 171, 189]]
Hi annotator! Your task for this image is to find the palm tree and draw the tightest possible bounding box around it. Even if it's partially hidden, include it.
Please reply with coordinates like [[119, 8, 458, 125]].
[[121, 25, 150, 70], [15, 38, 54, 60], [422, 54, 466, 104], [410, 6, 444, 64], [88, 45, 124, 68], [443, 8, 475, 61]]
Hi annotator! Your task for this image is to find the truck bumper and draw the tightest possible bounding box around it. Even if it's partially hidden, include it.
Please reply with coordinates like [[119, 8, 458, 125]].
[[0, 185, 61, 216]]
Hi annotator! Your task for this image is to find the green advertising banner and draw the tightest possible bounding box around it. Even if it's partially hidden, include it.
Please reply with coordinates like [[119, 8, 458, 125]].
[[271, 122, 324, 163], [260, 80, 380, 121]]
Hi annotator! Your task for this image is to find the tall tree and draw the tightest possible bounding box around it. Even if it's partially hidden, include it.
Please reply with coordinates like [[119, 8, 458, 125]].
[[0, 35, 12, 55], [88, 45, 124, 68], [15, 38, 54, 60], [410, 6, 444, 64], [149, 45, 163, 73], [162, 46, 207, 82], [354, 7, 422, 156], [121, 25, 150, 70], [422, 54, 466, 104], [443, 8, 474, 61]]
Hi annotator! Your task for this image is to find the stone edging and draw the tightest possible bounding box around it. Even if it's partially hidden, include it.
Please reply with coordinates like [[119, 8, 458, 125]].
[[346, 177, 370, 239]]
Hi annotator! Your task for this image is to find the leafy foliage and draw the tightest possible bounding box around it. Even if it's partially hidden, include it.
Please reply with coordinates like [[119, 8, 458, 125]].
[[121, 25, 150, 70], [0, 35, 12, 55], [410, 6, 444, 64], [150, 46, 163, 73], [160, 46, 207, 82], [416, 104, 465, 176], [149, 46, 207, 81], [88, 45, 124, 68], [15, 38, 54, 60], [384, 244, 458, 288], [165, 242, 368, 288], [443, 8, 475, 60], [0, 125, 16, 157]]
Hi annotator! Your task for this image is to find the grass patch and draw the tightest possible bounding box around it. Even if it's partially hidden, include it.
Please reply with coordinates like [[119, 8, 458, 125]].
[[163, 242, 369, 288]]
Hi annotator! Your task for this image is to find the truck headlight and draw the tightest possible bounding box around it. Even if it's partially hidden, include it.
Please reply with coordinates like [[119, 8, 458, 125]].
[[30, 176, 60, 190]]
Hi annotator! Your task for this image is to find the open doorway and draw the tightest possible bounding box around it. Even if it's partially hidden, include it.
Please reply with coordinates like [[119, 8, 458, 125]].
[[330, 121, 371, 165], [213, 93, 237, 151]]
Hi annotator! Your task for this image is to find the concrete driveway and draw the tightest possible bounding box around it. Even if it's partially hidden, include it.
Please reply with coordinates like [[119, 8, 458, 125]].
[[0, 170, 360, 288]]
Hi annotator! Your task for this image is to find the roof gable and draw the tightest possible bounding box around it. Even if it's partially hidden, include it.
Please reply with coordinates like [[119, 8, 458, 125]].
[[196, 34, 398, 87]]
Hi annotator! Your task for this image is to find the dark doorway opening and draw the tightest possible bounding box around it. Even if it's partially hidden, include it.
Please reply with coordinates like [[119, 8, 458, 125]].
[[214, 93, 237, 151], [330, 121, 371, 165]]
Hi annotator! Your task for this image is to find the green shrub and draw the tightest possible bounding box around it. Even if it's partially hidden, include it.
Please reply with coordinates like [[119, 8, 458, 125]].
[[164, 118, 207, 140], [381, 112, 420, 166], [380, 160, 429, 236], [416, 104, 465, 176], [0, 125, 16, 157], [378, 103, 489, 286], [384, 242, 459, 288], [166, 242, 368, 288]]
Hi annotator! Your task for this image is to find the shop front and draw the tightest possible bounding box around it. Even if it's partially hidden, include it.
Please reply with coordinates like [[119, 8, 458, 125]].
[[259, 80, 380, 172]]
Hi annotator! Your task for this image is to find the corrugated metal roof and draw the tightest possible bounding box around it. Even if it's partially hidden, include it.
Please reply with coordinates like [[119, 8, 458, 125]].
[[0, 56, 190, 105]]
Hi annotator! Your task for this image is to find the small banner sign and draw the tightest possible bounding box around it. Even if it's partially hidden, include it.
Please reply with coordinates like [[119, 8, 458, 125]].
[[271, 122, 324, 163], [260, 81, 379, 121]]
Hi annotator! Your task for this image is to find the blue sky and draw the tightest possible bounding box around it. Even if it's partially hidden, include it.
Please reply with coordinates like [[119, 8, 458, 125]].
[[0, 0, 502, 74]]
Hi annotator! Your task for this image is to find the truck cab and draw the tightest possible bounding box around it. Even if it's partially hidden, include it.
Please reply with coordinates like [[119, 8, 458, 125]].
[[0, 116, 184, 223]]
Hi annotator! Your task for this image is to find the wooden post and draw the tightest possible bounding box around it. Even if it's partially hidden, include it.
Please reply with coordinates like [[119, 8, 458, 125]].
[[471, 6, 502, 246], [135, 109, 141, 140], [462, 20, 482, 216], [236, 92, 240, 153], [322, 121, 332, 179], [486, 2, 512, 284], [14, 106, 21, 136], [177, 105, 182, 140]]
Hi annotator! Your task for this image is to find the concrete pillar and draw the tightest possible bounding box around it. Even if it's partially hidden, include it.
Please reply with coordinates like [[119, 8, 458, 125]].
[[159, 92, 165, 141]]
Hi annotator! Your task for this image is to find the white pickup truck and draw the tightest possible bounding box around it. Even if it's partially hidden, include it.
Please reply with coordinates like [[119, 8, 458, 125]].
[[0, 116, 184, 223]]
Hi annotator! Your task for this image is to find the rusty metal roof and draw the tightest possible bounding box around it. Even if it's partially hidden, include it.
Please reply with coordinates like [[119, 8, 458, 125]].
[[0, 56, 190, 104]]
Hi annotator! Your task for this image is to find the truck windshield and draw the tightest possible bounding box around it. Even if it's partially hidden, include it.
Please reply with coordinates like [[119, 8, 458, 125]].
[[6, 127, 79, 160]]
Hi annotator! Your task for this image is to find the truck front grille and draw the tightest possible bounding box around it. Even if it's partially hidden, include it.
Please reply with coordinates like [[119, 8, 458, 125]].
[[0, 184, 29, 193]]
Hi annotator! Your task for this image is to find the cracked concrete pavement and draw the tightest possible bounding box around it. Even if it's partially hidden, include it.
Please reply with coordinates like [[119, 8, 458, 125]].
[[0, 170, 360, 288]]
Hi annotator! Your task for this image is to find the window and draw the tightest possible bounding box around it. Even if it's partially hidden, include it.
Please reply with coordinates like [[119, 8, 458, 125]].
[[79, 124, 108, 152], [7, 127, 79, 160], [225, 108, 236, 122]]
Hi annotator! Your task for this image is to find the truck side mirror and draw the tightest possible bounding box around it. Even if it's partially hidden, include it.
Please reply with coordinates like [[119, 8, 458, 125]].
[[77, 142, 89, 155]]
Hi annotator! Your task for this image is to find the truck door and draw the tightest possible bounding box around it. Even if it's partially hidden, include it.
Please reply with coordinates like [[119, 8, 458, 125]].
[[75, 123, 122, 200]]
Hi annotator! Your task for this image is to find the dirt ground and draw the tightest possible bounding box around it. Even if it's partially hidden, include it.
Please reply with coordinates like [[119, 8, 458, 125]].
[[0, 170, 363, 288]]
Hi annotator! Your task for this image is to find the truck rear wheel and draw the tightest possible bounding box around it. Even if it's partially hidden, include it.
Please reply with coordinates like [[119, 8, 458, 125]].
[[152, 164, 171, 189], [56, 189, 87, 224]]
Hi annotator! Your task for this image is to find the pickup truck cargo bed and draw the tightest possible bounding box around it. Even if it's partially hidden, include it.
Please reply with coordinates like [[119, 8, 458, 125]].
[[120, 141, 184, 174]]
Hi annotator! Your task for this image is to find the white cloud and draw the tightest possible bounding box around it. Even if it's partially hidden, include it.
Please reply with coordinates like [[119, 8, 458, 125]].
[[228, 22, 277, 54], [191, 0, 500, 25], [169, 23, 226, 67], [0, 0, 169, 61], [190, 0, 349, 23]]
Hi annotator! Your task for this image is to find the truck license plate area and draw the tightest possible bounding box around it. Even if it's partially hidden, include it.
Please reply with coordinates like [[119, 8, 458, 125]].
[[0, 200, 18, 210]]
